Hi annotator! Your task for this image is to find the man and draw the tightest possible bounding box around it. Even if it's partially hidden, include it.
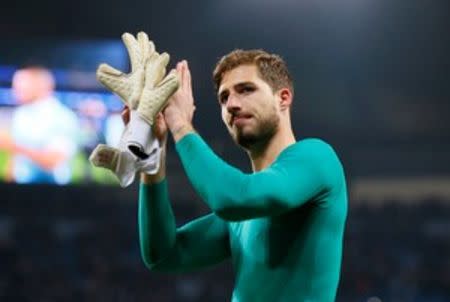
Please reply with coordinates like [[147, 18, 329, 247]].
[[0, 66, 79, 184], [137, 50, 348, 301]]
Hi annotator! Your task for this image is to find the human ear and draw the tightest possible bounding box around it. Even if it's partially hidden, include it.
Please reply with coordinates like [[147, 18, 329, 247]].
[[278, 88, 292, 111]]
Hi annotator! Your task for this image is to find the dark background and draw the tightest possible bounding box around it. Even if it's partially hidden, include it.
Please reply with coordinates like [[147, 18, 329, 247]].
[[1, 0, 449, 301]]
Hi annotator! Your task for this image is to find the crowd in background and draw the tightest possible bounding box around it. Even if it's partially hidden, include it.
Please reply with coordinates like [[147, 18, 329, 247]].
[[1, 185, 449, 302]]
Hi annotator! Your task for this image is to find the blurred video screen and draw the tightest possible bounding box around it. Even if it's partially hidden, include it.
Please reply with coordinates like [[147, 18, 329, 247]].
[[0, 39, 128, 185]]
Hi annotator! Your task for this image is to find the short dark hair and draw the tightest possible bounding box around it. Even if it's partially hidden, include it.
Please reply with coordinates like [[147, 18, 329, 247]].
[[213, 49, 294, 96]]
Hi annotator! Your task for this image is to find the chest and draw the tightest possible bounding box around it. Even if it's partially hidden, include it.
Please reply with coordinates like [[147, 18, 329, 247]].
[[14, 103, 69, 146], [229, 219, 267, 263], [228, 218, 302, 268], [228, 204, 320, 267]]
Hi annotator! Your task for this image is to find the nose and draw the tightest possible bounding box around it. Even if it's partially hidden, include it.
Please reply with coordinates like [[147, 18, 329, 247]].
[[226, 93, 241, 113]]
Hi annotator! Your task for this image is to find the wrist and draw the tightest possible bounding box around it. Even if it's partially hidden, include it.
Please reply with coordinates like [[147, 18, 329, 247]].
[[170, 123, 195, 142], [141, 169, 165, 184], [141, 146, 166, 184]]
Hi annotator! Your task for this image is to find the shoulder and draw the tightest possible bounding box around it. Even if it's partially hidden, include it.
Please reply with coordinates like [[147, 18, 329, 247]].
[[281, 138, 338, 162], [297, 137, 332, 149], [11, 105, 33, 126], [277, 138, 345, 186], [52, 98, 78, 122]]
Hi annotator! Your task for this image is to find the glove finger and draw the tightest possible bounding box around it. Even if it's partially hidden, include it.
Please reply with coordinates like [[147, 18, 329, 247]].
[[157, 69, 179, 89], [148, 40, 155, 60], [97, 63, 123, 77], [157, 53, 170, 83], [137, 71, 178, 125], [151, 66, 167, 88], [156, 52, 170, 70], [89, 144, 120, 171], [122, 32, 140, 72], [96, 67, 130, 104], [143, 40, 156, 66], [137, 32, 148, 50], [153, 72, 180, 111], [147, 51, 159, 66], [145, 52, 170, 87], [137, 32, 152, 63]]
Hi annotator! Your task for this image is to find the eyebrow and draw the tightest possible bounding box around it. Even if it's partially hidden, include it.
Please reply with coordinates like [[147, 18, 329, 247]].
[[218, 81, 255, 99]]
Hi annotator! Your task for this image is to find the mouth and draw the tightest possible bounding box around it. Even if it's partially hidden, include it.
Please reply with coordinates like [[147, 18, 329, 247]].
[[231, 114, 253, 127]]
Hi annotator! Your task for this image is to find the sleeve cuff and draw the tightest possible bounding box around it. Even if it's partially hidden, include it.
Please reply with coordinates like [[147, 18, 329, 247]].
[[175, 132, 202, 154]]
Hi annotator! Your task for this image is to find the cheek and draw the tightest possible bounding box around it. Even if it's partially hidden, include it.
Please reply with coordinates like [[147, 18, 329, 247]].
[[221, 109, 229, 125], [257, 98, 277, 117]]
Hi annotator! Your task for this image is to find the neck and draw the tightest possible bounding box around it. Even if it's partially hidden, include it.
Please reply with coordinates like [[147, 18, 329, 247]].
[[247, 120, 296, 172]]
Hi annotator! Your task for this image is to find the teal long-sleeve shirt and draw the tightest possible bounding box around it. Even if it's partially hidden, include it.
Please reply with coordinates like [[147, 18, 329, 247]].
[[139, 133, 347, 302]]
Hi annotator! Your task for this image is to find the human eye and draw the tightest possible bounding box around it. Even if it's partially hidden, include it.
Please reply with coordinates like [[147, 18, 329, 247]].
[[241, 85, 255, 94], [218, 92, 228, 104]]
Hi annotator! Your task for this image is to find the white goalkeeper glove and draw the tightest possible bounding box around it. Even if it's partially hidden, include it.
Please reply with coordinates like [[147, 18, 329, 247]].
[[127, 50, 179, 157], [89, 127, 161, 187], [89, 32, 178, 186], [96, 31, 152, 110]]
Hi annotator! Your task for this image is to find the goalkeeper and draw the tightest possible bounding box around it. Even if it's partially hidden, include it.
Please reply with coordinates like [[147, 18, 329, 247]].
[[132, 46, 347, 301]]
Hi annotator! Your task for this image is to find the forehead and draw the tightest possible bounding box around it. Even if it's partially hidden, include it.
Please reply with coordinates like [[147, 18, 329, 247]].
[[13, 70, 32, 81], [12, 71, 34, 87], [218, 64, 264, 94], [13, 70, 42, 83]]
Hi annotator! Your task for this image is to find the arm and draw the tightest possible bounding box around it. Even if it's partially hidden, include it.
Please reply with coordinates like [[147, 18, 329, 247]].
[[161, 61, 342, 221], [6, 100, 80, 171], [1, 127, 69, 171], [13, 145, 66, 170], [139, 180, 231, 272], [117, 101, 230, 272], [139, 143, 230, 272], [175, 134, 343, 221]]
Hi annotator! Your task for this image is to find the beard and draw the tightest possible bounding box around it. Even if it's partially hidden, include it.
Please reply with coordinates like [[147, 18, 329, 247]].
[[230, 112, 280, 150]]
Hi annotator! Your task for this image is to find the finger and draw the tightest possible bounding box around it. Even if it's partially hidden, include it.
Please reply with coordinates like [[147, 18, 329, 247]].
[[121, 106, 130, 125], [173, 63, 183, 91], [155, 112, 165, 127], [176, 61, 186, 88], [176, 61, 183, 74], [183, 60, 192, 92], [122, 32, 140, 72]]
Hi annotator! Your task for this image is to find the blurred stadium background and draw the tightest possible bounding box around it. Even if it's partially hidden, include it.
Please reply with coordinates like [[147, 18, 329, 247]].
[[0, 0, 449, 301]]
